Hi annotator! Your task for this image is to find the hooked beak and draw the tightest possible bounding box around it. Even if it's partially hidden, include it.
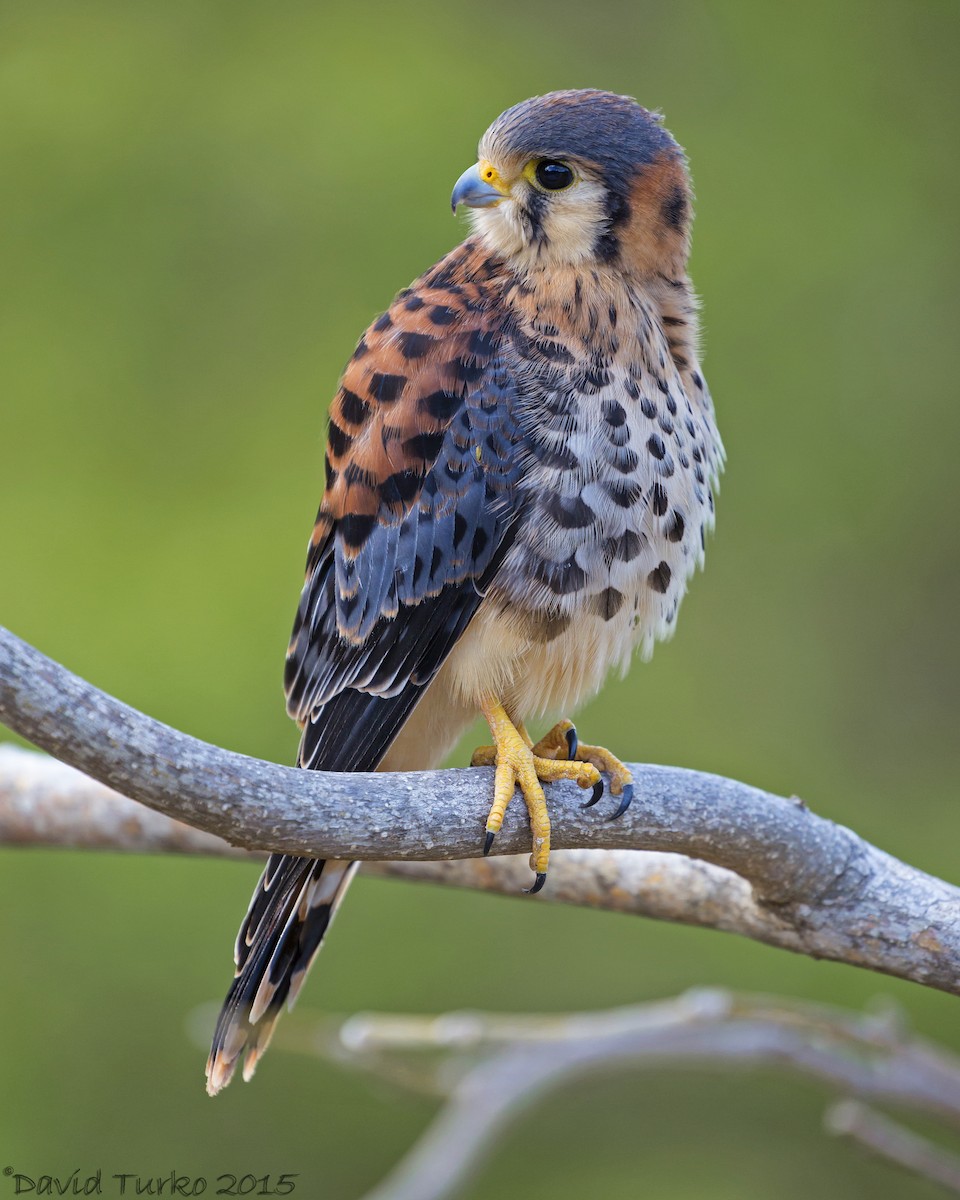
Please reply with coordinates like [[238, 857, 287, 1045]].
[[451, 161, 509, 213]]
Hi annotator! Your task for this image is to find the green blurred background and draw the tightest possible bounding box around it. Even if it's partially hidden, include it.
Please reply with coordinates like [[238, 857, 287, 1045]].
[[1, 1, 958, 1196]]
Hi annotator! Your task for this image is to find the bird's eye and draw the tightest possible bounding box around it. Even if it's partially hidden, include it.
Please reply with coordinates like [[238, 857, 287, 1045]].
[[535, 160, 574, 191]]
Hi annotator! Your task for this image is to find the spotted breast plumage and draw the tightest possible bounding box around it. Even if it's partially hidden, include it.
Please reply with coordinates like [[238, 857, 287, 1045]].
[[206, 89, 723, 1094]]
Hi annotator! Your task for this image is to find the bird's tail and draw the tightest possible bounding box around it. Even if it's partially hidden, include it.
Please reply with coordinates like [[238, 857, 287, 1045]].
[[205, 853, 357, 1095]]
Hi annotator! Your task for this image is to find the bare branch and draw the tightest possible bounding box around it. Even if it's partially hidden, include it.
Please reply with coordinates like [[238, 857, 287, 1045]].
[[0, 743, 874, 965], [281, 992, 960, 1200], [827, 1101, 960, 1193], [1, 625, 959, 998]]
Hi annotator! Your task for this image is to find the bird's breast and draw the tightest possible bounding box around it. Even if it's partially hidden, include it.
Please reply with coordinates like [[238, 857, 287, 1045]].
[[444, 280, 722, 721]]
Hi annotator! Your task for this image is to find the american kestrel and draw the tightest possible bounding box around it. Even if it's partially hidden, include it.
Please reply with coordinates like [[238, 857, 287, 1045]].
[[206, 89, 723, 1094]]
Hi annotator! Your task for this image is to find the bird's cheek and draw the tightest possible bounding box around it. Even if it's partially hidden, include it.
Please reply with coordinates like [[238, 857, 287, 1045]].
[[471, 200, 528, 257]]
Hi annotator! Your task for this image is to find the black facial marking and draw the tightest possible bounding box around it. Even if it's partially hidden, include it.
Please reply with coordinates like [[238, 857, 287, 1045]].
[[594, 231, 620, 263], [661, 184, 687, 229], [594, 190, 631, 262], [525, 189, 548, 242]]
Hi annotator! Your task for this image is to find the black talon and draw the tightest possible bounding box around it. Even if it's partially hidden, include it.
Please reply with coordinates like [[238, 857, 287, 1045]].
[[565, 725, 579, 760], [582, 778, 604, 809], [607, 783, 634, 821], [483, 830, 495, 856], [524, 872, 547, 895]]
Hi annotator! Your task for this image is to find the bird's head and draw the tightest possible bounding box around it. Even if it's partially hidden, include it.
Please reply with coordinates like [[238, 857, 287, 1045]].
[[452, 90, 691, 278]]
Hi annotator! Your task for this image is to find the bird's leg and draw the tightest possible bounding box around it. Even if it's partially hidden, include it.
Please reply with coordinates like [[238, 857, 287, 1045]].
[[530, 719, 635, 820], [472, 698, 602, 892], [469, 720, 533, 766]]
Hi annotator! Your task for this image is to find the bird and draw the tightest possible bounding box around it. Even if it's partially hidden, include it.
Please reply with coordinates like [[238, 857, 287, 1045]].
[[205, 89, 724, 1095]]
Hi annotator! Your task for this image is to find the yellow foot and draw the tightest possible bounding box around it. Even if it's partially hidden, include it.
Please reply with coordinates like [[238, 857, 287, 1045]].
[[472, 700, 603, 892], [530, 719, 635, 821]]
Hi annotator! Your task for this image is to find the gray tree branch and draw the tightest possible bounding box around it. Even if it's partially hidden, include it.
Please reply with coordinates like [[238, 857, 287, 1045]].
[[826, 1100, 960, 1193], [282, 991, 960, 1200], [0, 743, 876, 961], [1, 625, 958, 998]]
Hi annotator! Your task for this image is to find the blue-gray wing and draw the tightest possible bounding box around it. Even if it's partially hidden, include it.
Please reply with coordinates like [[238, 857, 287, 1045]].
[[283, 243, 525, 770]]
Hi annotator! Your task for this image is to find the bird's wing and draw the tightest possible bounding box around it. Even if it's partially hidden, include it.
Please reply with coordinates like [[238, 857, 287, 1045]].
[[284, 240, 523, 771], [206, 243, 525, 1096]]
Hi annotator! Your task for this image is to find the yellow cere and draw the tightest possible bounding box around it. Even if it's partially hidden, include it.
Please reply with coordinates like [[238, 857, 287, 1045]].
[[479, 160, 509, 194]]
